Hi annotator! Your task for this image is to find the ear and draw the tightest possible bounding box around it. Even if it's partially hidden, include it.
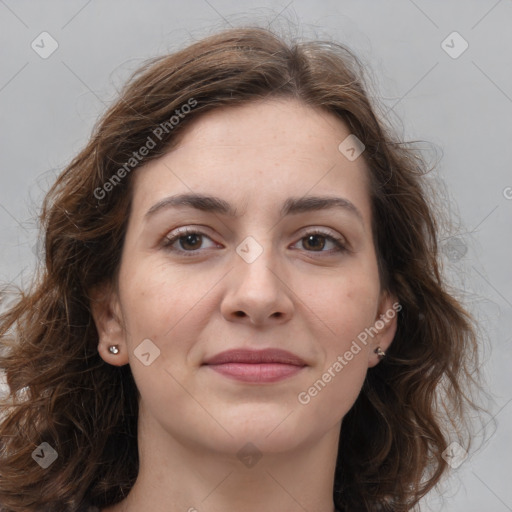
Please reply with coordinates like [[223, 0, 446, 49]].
[[367, 290, 400, 368], [89, 282, 129, 366]]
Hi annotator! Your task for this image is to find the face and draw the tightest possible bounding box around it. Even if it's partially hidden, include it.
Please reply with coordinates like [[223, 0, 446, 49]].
[[93, 97, 397, 457]]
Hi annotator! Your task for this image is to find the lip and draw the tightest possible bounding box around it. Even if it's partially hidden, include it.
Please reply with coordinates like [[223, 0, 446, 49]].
[[203, 349, 307, 383], [203, 348, 306, 366]]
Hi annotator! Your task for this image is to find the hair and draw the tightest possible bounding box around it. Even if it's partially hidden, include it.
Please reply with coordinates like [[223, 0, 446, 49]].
[[0, 25, 487, 512]]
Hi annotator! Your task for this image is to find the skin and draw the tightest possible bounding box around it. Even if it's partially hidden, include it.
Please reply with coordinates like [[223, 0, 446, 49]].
[[92, 97, 398, 512]]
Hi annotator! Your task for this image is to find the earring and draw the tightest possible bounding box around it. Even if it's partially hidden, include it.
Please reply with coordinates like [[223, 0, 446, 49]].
[[108, 345, 120, 355], [374, 347, 386, 359]]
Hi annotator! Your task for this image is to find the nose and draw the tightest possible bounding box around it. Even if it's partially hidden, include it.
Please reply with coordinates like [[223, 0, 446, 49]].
[[220, 244, 294, 327]]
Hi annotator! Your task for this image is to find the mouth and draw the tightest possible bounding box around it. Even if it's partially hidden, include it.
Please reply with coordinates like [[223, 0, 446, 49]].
[[202, 348, 307, 383]]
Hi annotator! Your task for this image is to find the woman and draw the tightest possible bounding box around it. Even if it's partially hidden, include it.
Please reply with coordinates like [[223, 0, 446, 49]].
[[0, 26, 484, 512]]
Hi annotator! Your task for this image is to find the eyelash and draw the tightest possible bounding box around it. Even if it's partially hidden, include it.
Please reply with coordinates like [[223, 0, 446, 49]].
[[162, 227, 348, 257]]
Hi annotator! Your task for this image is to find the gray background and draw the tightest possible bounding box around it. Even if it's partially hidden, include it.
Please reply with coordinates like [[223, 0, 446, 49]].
[[1, 1, 511, 510]]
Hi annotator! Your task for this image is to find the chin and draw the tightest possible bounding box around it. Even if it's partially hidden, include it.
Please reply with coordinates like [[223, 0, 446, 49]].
[[206, 409, 312, 454]]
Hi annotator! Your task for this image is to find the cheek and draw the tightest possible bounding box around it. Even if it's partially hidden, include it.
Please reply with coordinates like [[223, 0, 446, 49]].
[[116, 260, 204, 409], [118, 256, 201, 337], [297, 296, 374, 428], [117, 256, 220, 385], [303, 265, 380, 341], [294, 271, 378, 418]]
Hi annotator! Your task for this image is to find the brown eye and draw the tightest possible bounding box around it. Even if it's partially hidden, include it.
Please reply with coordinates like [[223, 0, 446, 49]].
[[302, 234, 327, 251], [163, 228, 218, 256], [294, 230, 347, 254], [178, 233, 203, 251]]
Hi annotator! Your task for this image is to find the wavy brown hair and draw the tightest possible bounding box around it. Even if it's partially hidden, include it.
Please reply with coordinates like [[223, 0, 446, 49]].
[[0, 25, 486, 512]]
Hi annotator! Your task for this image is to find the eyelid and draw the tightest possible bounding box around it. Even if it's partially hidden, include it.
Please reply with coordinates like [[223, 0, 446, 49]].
[[295, 226, 347, 244]]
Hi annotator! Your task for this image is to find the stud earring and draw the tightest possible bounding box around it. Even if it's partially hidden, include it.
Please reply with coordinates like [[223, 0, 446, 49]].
[[374, 347, 386, 359], [108, 345, 120, 355]]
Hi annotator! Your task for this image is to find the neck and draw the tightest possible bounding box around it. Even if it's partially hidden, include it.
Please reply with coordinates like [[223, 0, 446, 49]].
[[103, 406, 341, 512]]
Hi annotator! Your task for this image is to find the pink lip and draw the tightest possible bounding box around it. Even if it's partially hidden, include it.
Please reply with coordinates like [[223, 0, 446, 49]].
[[203, 349, 307, 383]]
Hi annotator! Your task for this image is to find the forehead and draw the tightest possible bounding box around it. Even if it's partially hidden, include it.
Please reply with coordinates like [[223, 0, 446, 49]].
[[130, 98, 372, 224]]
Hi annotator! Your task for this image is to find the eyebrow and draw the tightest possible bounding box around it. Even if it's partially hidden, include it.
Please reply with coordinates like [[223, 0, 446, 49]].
[[144, 193, 364, 224]]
